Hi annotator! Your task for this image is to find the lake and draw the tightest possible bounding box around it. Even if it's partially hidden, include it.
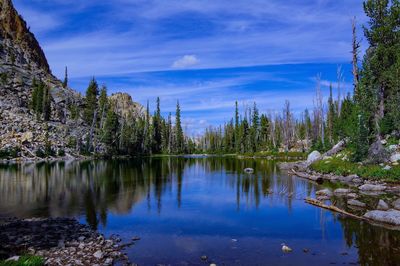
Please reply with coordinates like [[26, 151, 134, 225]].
[[1, 157, 400, 265]]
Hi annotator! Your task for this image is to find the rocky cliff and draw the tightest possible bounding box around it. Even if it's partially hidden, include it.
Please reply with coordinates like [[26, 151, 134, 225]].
[[0, 0, 143, 159]]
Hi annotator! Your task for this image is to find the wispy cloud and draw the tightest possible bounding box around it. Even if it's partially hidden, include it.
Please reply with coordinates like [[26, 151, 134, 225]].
[[12, 0, 365, 134], [172, 55, 199, 69]]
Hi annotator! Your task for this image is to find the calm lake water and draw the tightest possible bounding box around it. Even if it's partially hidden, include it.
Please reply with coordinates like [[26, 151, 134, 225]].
[[1, 157, 400, 266]]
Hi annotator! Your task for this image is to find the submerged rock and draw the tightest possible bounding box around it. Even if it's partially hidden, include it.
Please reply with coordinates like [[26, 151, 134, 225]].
[[364, 209, 400, 226], [244, 168, 254, 174]]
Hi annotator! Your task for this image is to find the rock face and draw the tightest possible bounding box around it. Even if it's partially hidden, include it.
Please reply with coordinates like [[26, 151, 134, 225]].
[[307, 151, 321, 164], [0, 0, 49, 72], [0, 0, 144, 158], [109, 93, 145, 121], [364, 210, 400, 226]]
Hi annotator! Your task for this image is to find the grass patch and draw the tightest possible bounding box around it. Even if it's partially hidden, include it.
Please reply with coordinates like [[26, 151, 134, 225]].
[[311, 158, 400, 182], [0, 256, 44, 266], [242, 151, 307, 158]]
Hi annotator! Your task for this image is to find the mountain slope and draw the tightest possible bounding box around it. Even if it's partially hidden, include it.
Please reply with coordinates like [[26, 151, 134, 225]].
[[0, 0, 143, 159]]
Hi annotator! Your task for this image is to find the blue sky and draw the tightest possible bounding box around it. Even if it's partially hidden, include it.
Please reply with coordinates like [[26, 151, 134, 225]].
[[14, 0, 367, 135]]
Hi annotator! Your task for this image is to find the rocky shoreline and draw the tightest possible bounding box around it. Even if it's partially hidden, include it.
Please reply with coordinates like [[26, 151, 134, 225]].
[[279, 161, 400, 228], [0, 217, 136, 265]]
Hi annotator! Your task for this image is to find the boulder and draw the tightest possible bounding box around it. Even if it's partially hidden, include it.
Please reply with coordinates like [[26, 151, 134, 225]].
[[347, 193, 358, 199], [358, 184, 386, 191], [244, 168, 254, 174], [307, 151, 322, 164], [390, 153, 400, 163], [347, 199, 366, 208], [316, 189, 333, 197], [93, 250, 104, 259], [368, 140, 389, 164], [334, 188, 352, 194], [383, 165, 392, 170], [388, 145, 398, 152], [392, 199, 400, 210], [377, 199, 389, 211], [364, 209, 400, 226]]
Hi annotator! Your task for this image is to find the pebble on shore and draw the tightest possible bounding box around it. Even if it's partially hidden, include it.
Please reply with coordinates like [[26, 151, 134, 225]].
[[0, 217, 133, 265]]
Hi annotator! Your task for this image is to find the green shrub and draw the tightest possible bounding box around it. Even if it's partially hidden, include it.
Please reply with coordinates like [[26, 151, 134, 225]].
[[0, 255, 44, 266], [35, 148, 45, 158], [311, 158, 400, 182], [67, 137, 77, 148], [0, 72, 7, 84], [0, 147, 20, 159], [57, 148, 66, 157]]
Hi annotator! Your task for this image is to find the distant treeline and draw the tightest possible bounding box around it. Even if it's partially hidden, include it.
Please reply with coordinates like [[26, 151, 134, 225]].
[[197, 0, 400, 162]]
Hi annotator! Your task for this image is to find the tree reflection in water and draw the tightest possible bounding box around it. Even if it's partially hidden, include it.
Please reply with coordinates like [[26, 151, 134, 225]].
[[1, 157, 400, 265]]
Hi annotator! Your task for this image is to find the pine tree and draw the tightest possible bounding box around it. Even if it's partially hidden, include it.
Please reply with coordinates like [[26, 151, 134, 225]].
[[84, 78, 99, 124], [30, 78, 38, 110], [260, 114, 269, 149], [102, 107, 119, 153], [175, 101, 184, 154], [359, 0, 400, 138], [98, 86, 108, 130], [62, 66, 68, 88], [153, 97, 162, 153], [42, 85, 52, 121], [250, 102, 260, 152], [234, 101, 240, 152], [327, 84, 336, 144]]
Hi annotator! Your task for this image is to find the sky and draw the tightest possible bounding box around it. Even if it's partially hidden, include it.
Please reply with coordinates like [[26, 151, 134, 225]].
[[13, 0, 368, 136]]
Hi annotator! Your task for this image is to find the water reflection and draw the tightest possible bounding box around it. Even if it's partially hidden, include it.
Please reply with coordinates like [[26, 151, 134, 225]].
[[1, 158, 400, 265], [0, 158, 313, 228]]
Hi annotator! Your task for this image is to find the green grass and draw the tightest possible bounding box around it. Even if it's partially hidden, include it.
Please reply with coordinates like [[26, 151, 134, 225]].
[[241, 151, 306, 158], [0, 256, 44, 266], [311, 158, 400, 182]]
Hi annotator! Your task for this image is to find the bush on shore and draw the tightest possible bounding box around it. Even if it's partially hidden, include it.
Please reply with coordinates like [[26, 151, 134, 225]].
[[311, 158, 400, 182]]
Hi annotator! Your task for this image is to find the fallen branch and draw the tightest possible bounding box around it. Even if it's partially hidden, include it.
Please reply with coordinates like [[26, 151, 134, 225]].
[[21, 145, 37, 159], [305, 198, 365, 221]]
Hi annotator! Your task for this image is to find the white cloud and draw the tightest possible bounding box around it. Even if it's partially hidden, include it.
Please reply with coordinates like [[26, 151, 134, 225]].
[[171, 55, 199, 69]]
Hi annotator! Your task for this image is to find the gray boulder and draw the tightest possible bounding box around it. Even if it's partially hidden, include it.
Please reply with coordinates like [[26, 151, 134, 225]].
[[390, 153, 400, 163], [316, 189, 333, 197], [368, 140, 389, 164], [377, 199, 389, 211], [364, 209, 400, 226], [347, 199, 366, 208], [358, 184, 386, 191], [334, 188, 352, 194], [392, 199, 400, 210], [307, 151, 322, 164]]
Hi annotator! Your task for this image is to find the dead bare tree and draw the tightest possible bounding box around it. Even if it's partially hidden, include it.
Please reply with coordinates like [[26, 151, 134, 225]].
[[336, 66, 344, 115], [314, 74, 325, 147]]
